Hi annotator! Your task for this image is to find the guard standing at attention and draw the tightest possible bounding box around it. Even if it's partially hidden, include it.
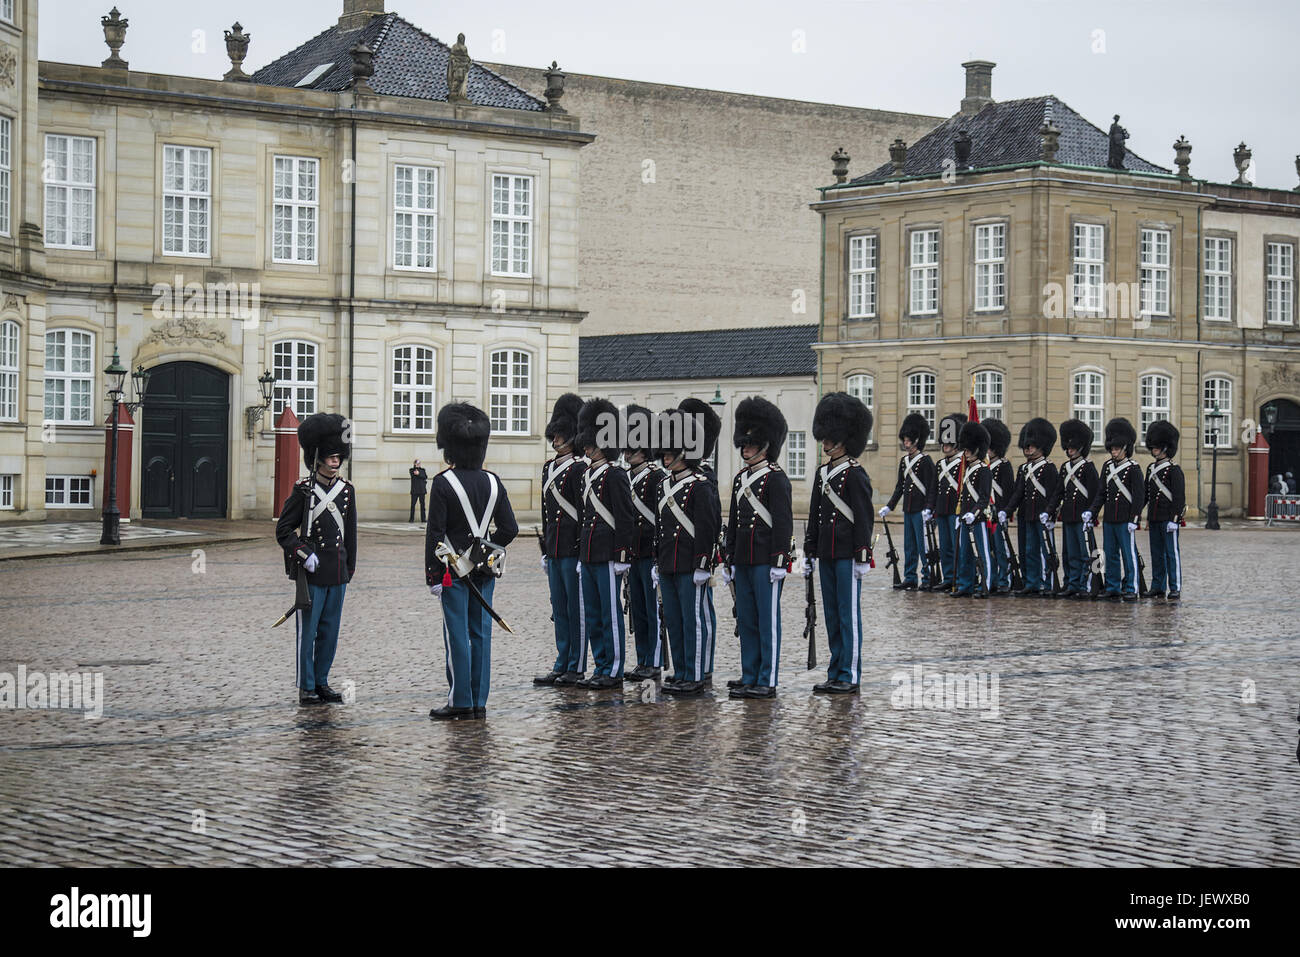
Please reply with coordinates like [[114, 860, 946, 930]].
[[929, 413, 966, 592], [981, 419, 1015, 595], [1144, 421, 1185, 601], [880, 412, 935, 591], [1057, 419, 1100, 599], [623, 403, 667, 681], [1003, 418, 1060, 596], [951, 420, 993, 599], [1089, 417, 1145, 602]]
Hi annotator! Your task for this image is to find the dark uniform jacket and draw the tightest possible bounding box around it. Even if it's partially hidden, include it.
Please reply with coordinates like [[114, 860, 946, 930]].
[[804, 458, 873, 564], [1090, 457, 1145, 524], [656, 465, 721, 574], [540, 454, 586, 559], [886, 452, 935, 514], [579, 460, 634, 564], [409, 467, 428, 495], [1057, 456, 1100, 523], [956, 460, 991, 518], [931, 453, 963, 516], [987, 456, 1014, 514], [276, 475, 358, 587], [724, 461, 793, 568], [424, 468, 518, 585], [1005, 458, 1061, 521], [1145, 459, 1186, 524], [629, 462, 665, 560]]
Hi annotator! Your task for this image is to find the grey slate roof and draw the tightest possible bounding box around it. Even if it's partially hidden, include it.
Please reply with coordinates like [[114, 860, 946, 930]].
[[580, 325, 818, 383], [251, 13, 545, 111], [851, 96, 1169, 184]]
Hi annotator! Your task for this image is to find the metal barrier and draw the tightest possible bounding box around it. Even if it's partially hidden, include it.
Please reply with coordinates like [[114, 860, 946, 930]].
[[1265, 494, 1300, 526]]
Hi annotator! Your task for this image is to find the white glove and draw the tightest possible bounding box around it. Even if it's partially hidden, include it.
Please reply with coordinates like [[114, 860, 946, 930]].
[[719, 564, 734, 585], [962, 512, 976, 526], [692, 568, 711, 586], [303, 553, 319, 573], [802, 557, 815, 578], [429, 584, 443, 598], [651, 565, 660, 588], [576, 561, 583, 577], [921, 508, 933, 523], [1166, 521, 1178, 532], [1081, 510, 1093, 525], [878, 506, 891, 519], [1038, 512, 1050, 527], [613, 562, 631, 576], [852, 562, 871, 580], [997, 510, 1007, 525], [540, 556, 549, 573], [1126, 522, 1139, 533], [770, 567, 787, 583]]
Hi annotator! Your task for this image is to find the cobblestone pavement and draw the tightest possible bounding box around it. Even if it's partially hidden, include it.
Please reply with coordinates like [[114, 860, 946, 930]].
[[0, 523, 1297, 867]]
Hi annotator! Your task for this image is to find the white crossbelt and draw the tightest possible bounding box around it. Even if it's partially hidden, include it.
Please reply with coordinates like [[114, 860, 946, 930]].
[[583, 462, 618, 529], [308, 479, 346, 544], [987, 458, 1004, 499], [1106, 460, 1134, 502], [962, 462, 983, 502], [939, 456, 960, 492], [543, 457, 579, 522], [631, 464, 659, 525], [1027, 459, 1048, 499], [903, 452, 928, 497], [1061, 458, 1089, 499], [440, 470, 500, 577], [738, 463, 774, 527], [819, 460, 855, 522], [659, 472, 702, 538], [1150, 459, 1174, 502]]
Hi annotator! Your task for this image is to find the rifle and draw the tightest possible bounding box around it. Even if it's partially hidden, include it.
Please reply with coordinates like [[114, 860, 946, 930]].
[[1084, 522, 1104, 597], [881, 518, 902, 587], [998, 519, 1024, 592], [924, 518, 945, 589], [655, 575, 671, 672], [963, 515, 986, 591], [1136, 533, 1149, 598], [728, 578, 739, 638], [273, 482, 314, 628], [1040, 521, 1062, 595], [803, 564, 817, 670]]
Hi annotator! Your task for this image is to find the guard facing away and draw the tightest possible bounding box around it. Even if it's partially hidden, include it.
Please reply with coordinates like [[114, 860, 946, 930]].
[[952, 420, 993, 598], [275, 412, 357, 705], [1004, 417, 1060, 596], [723, 396, 793, 699], [928, 413, 966, 592], [426, 403, 519, 719], [535, 393, 588, 687], [803, 392, 874, 694], [657, 398, 722, 697], [1057, 419, 1100, 599], [880, 412, 935, 591], [623, 403, 667, 681], [575, 397, 635, 689], [1144, 421, 1185, 601], [982, 419, 1015, 595], [1089, 417, 1145, 602]]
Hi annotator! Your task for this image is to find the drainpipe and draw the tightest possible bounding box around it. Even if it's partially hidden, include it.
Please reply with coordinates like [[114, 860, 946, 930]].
[[348, 114, 357, 479]]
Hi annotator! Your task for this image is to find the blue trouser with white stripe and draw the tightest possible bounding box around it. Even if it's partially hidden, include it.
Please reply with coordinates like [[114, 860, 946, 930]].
[[1061, 522, 1087, 592], [581, 561, 626, 678], [902, 511, 928, 587], [936, 514, 958, 588], [296, 583, 346, 691], [736, 564, 783, 687], [955, 520, 992, 594], [990, 523, 1010, 590], [440, 576, 494, 708], [628, 558, 662, 668], [818, 558, 862, 685], [661, 573, 710, 682], [546, 556, 585, 674], [1020, 518, 1048, 591], [1102, 521, 1138, 595], [1148, 524, 1182, 593]]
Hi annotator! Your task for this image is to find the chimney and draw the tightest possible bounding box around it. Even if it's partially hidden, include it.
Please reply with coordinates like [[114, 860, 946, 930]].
[[339, 0, 385, 31], [960, 60, 995, 115]]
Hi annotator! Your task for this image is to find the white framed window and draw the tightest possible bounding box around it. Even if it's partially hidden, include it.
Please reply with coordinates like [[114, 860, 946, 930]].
[[1203, 377, 1232, 449], [786, 431, 807, 480], [1266, 242, 1294, 326], [846, 373, 874, 444], [44, 329, 94, 425], [1072, 223, 1105, 315], [1139, 228, 1171, 317], [272, 340, 317, 417], [0, 116, 11, 237], [909, 229, 939, 315], [0, 474, 13, 510], [394, 165, 437, 271], [489, 349, 530, 434], [44, 134, 96, 250], [1203, 237, 1232, 322], [973, 370, 1003, 421], [272, 156, 319, 264], [0, 319, 17, 421], [974, 223, 1006, 311], [490, 174, 532, 277], [0, 2, 14, 25], [392, 345, 435, 432], [907, 372, 937, 434], [45, 475, 92, 508], [1139, 373, 1171, 437], [162, 145, 211, 257], [1072, 370, 1104, 437], [847, 234, 877, 319]]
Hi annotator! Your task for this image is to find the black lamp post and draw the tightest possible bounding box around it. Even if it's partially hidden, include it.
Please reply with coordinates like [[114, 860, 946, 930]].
[[1205, 402, 1226, 531], [99, 352, 151, 545], [709, 386, 727, 474], [245, 370, 277, 438]]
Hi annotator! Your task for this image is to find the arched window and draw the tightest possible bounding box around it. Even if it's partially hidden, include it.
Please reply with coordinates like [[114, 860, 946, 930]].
[[0, 319, 18, 421], [846, 373, 874, 444], [1139, 373, 1171, 437], [44, 329, 94, 425], [1072, 370, 1104, 437], [1202, 377, 1233, 448], [907, 372, 936, 434], [272, 340, 317, 416], [490, 349, 531, 434], [973, 370, 1003, 421], [392, 345, 436, 432]]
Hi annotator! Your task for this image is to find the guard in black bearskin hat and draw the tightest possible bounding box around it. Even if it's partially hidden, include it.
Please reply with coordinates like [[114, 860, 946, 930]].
[[880, 412, 935, 590], [1144, 421, 1185, 600], [1088, 417, 1144, 601], [656, 398, 722, 696], [1057, 418, 1100, 598], [535, 393, 588, 686], [574, 398, 635, 688], [426, 403, 519, 718], [952, 420, 993, 597], [1004, 417, 1060, 596], [722, 396, 793, 698], [982, 419, 1014, 594], [275, 413, 357, 705], [803, 392, 873, 693], [929, 413, 967, 592], [623, 403, 667, 680]]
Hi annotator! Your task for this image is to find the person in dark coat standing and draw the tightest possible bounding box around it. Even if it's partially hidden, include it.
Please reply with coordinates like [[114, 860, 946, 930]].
[[1089, 417, 1145, 602], [952, 420, 992, 599], [1144, 421, 1185, 601], [981, 419, 1015, 595], [880, 412, 935, 591], [275, 412, 357, 705], [535, 393, 588, 686], [1003, 417, 1060, 596], [1057, 419, 1100, 598], [623, 403, 667, 681], [408, 459, 429, 523]]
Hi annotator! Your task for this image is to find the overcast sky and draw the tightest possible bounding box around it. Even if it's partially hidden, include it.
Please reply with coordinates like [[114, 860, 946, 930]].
[[41, 0, 1300, 187]]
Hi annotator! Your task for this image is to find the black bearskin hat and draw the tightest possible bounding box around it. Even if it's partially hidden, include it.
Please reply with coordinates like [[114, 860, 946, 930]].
[[650, 407, 677, 461], [298, 412, 350, 471], [436, 402, 490, 470], [621, 403, 655, 457], [733, 396, 788, 462], [576, 397, 620, 463], [899, 412, 931, 451], [677, 397, 722, 465], [937, 412, 967, 449], [1145, 420, 1179, 458], [983, 418, 1011, 459], [812, 392, 873, 458], [1104, 417, 1137, 457], [545, 392, 584, 446], [1018, 417, 1057, 456], [959, 420, 990, 460], [1059, 418, 1094, 456]]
